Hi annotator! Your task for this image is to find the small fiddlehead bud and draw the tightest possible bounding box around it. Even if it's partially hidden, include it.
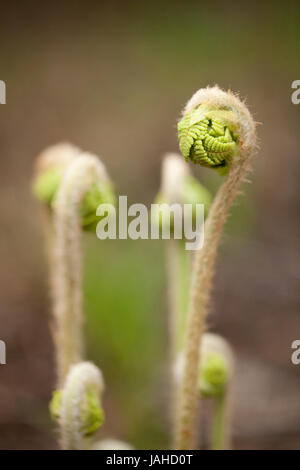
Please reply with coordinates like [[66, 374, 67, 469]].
[[50, 361, 105, 450], [178, 86, 256, 171], [198, 333, 233, 398], [199, 334, 234, 450], [174, 333, 234, 450], [33, 145, 115, 231], [174, 333, 233, 397]]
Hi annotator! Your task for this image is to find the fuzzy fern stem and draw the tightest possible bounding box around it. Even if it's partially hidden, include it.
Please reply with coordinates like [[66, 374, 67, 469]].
[[52, 154, 111, 385], [33, 145, 114, 387], [174, 86, 257, 449]]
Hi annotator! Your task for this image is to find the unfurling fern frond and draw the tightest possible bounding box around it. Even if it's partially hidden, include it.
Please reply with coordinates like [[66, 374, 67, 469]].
[[178, 106, 238, 172]]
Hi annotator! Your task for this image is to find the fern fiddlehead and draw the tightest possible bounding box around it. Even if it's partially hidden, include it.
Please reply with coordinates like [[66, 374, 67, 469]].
[[174, 86, 257, 450], [50, 361, 105, 450], [178, 106, 238, 171]]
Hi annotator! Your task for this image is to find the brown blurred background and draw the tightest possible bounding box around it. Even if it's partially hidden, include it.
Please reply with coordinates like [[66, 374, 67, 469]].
[[0, 0, 300, 449]]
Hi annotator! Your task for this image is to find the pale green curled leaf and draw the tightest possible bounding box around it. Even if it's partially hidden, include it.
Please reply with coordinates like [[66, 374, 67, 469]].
[[49, 389, 62, 421], [33, 167, 62, 205], [34, 169, 115, 231], [80, 181, 116, 231], [199, 352, 229, 398], [33, 143, 79, 204], [178, 105, 238, 173], [174, 333, 234, 398], [50, 386, 104, 437], [199, 333, 234, 398], [32, 144, 116, 232], [49, 362, 105, 449]]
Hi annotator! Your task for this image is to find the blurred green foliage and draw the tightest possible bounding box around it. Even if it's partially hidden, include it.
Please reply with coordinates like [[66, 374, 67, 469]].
[[84, 238, 167, 448]]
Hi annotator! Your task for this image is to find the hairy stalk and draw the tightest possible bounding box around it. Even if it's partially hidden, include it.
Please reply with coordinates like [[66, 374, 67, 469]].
[[34, 146, 114, 386], [52, 154, 111, 385], [34, 143, 80, 304], [54, 361, 105, 450], [33, 145, 114, 450], [175, 86, 257, 449]]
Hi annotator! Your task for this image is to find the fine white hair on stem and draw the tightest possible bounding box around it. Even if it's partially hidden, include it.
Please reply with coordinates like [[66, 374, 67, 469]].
[[52, 153, 111, 386], [175, 86, 257, 449], [59, 361, 104, 450]]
